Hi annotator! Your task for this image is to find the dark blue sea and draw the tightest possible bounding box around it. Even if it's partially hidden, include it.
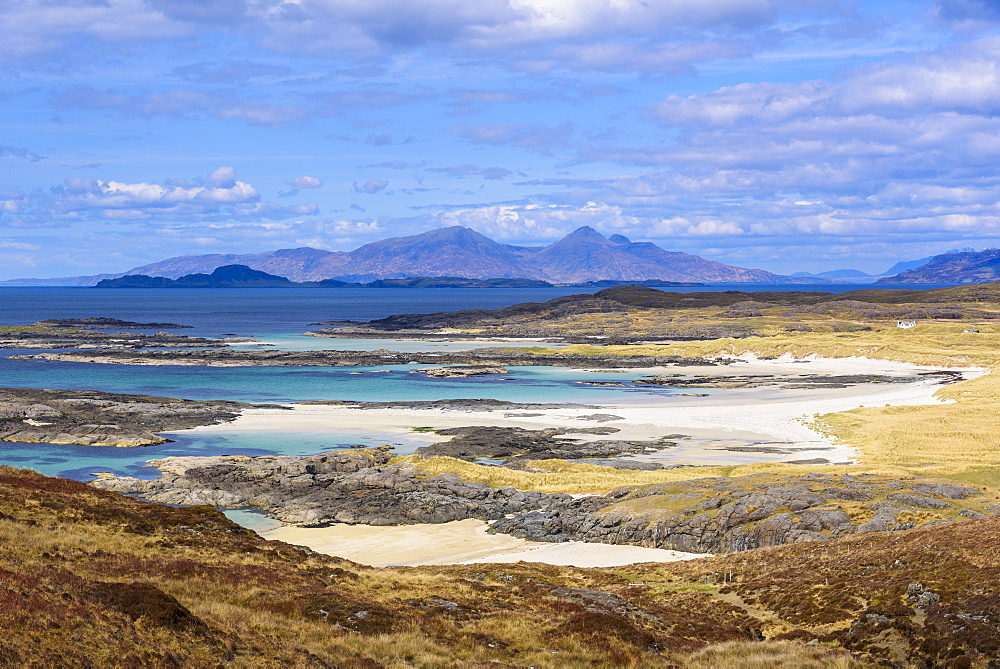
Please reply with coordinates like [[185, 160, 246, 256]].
[[0, 284, 956, 481]]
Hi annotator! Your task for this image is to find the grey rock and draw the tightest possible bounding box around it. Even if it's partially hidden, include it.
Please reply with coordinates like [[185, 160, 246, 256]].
[[489, 473, 996, 554], [91, 449, 569, 527]]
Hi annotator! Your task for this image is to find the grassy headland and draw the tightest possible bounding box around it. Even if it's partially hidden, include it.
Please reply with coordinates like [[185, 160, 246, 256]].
[[395, 289, 1000, 491], [2, 465, 998, 666]]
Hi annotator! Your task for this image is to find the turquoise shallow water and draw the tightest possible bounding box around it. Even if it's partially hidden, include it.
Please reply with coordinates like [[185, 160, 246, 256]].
[[0, 355, 688, 404], [0, 356, 703, 480], [0, 428, 417, 481], [1, 285, 925, 481]]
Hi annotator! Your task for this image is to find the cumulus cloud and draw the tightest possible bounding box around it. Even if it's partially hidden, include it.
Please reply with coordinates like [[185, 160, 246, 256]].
[[1, 0, 855, 75], [353, 179, 388, 194], [251, 0, 844, 55], [147, 0, 249, 25], [291, 176, 324, 189], [0, 167, 319, 228], [431, 201, 649, 241], [0, 0, 188, 64], [514, 36, 1000, 251], [649, 38, 1000, 127]]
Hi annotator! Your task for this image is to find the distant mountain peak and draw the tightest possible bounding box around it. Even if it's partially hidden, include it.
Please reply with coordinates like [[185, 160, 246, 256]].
[[878, 248, 1000, 284], [8, 224, 799, 285], [559, 225, 611, 245]]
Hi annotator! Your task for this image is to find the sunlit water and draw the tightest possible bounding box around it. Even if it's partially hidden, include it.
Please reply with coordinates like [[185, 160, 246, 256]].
[[0, 285, 951, 480]]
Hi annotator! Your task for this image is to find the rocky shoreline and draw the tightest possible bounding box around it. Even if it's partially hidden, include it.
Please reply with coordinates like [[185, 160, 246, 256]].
[[92, 448, 570, 525], [412, 425, 680, 467], [490, 473, 999, 553], [0, 387, 271, 446], [12, 347, 721, 368], [0, 319, 228, 349], [90, 449, 1000, 553]]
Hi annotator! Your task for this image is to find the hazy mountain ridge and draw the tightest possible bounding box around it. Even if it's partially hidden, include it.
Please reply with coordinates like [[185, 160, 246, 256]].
[[3, 226, 798, 285], [878, 249, 1000, 284]]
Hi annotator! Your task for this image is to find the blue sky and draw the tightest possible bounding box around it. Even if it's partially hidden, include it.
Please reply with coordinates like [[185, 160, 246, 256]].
[[3, 0, 1000, 279]]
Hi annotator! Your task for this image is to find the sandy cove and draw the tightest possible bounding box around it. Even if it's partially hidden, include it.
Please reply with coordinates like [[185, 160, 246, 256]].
[[186, 354, 983, 467], [261, 518, 708, 567], [185, 354, 981, 567]]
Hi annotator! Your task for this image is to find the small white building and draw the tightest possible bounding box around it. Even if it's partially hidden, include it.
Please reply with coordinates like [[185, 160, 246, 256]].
[[897, 321, 916, 329]]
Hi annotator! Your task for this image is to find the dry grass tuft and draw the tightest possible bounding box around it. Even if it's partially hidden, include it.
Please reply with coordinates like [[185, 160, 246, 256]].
[[681, 640, 860, 668]]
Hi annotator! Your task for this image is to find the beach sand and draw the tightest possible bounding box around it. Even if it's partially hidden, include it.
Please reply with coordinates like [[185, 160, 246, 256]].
[[187, 354, 981, 466], [193, 354, 982, 567], [261, 519, 707, 567]]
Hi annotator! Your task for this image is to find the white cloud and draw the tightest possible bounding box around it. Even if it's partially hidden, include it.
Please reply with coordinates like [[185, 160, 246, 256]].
[[651, 37, 1000, 128], [291, 175, 324, 189], [0, 0, 187, 63], [353, 179, 388, 194], [0, 167, 324, 228]]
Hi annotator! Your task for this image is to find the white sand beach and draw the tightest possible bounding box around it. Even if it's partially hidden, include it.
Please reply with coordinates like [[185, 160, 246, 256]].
[[188, 354, 982, 466], [261, 518, 708, 567], [194, 354, 982, 567]]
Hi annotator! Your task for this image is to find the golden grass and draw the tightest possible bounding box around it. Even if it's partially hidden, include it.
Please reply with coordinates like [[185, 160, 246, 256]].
[[680, 640, 860, 668], [554, 320, 1000, 367], [405, 321, 1000, 492], [397, 455, 880, 495], [814, 370, 1000, 488]]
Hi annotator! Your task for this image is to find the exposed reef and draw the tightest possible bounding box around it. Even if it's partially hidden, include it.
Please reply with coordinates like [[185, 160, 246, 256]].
[[12, 347, 719, 368], [91, 450, 999, 554], [411, 365, 509, 377], [490, 472, 999, 553], [32, 317, 192, 329], [0, 387, 264, 446], [412, 425, 678, 465], [91, 449, 570, 525], [0, 321, 223, 349]]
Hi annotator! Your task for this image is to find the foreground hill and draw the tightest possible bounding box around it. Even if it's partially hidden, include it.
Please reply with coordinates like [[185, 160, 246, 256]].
[[305, 281, 1000, 343], [0, 466, 997, 665], [9, 226, 789, 285], [879, 248, 1000, 284]]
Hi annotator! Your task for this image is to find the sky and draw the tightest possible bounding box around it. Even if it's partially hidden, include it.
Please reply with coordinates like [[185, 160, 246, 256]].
[[3, 0, 1000, 279]]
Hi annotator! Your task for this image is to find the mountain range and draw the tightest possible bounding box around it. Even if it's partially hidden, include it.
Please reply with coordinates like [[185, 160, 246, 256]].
[[94, 265, 576, 289], [4, 225, 989, 286], [877, 248, 1000, 284], [3, 226, 787, 286]]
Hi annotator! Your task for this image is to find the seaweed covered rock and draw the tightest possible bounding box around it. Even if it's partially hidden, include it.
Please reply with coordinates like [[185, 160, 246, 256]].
[[490, 473, 995, 553]]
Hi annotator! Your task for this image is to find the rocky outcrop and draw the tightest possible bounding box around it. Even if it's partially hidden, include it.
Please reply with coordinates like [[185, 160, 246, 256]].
[[31, 318, 192, 329], [14, 348, 718, 368], [0, 323, 222, 349], [412, 365, 508, 378], [0, 388, 258, 446], [489, 474, 997, 554], [91, 449, 570, 525], [634, 373, 924, 389], [413, 425, 677, 464]]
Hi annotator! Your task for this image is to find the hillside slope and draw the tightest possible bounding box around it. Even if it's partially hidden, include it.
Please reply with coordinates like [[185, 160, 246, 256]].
[[0, 466, 997, 666], [879, 249, 1000, 284]]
